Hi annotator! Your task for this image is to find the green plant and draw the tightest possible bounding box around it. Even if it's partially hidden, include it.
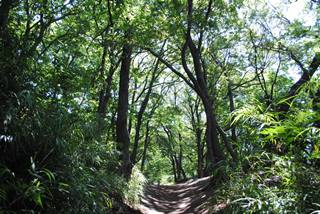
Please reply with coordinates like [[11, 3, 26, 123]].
[[124, 166, 146, 206], [208, 152, 320, 213]]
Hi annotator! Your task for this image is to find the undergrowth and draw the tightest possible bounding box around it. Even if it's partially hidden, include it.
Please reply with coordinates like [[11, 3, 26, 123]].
[[125, 166, 147, 206], [0, 118, 145, 213], [209, 152, 320, 213]]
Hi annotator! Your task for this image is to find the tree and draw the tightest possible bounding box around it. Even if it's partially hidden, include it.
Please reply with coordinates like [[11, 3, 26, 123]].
[[185, 93, 205, 177], [116, 42, 133, 178]]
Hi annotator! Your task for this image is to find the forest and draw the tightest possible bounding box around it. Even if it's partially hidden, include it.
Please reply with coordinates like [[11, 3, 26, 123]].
[[0, 0, 320, 213]]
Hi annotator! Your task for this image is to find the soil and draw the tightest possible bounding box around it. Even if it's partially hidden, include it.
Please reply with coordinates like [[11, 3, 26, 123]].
[[138, 176, 215, 214]]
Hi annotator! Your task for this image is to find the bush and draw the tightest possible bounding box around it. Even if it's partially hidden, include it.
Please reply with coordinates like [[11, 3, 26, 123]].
[[124, 166, 146, 206], [0, 97, 136, 213], [209, 152, 320, 213]]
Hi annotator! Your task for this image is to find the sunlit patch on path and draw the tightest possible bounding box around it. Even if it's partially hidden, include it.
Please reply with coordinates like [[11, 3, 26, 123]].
[[138, 176, 214, 214]]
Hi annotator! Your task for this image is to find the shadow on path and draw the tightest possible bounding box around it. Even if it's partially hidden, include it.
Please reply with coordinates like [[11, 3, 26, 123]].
[[139, 176, 214, 214]]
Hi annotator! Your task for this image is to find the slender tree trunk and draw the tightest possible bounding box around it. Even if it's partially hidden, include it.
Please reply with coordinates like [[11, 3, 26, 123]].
[[107, 110, 117, 141], [96, 46, 114, 132], [178, 144, 187, 180], [131, 68, 158, 163], [140, 122, 150, 171], [131, 110, 143, 163], [189, 96, 204, 178], [181, 167, 187, 181], [228, 81, 237, 142], [171, 156, 177, 183], [174, 155, 181, 181], [128, 81, 137, 135], [116, 43, 132, 178], [97, 68, 117, 120], [217, 125, 238, 162], [196, 127, 204, 178]]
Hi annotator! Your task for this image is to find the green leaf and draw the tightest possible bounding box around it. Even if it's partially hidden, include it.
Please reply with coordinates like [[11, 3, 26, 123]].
[[33, 192, 43, 207]]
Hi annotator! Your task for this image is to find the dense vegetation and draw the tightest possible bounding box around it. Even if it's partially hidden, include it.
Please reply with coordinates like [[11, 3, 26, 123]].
[[0, 0, 319, 213]]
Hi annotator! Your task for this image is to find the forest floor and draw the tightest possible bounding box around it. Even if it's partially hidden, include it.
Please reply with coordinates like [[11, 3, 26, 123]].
[[137, 176, 223, 214]]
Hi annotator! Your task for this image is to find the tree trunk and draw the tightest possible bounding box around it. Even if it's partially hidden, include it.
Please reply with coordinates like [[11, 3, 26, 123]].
[[178, 144, 187, 180], [278, 53, 320, 113], [228, 81, 237, 142], [131, 109, 143, 163], [147, 0, 225, 172], [131, 64, 159, 163], [182, 36, 224, 168], [174, 155, 181, 181], [184, 3, 225, 166], [128, 81, 137, 135], [116, 43, 132, 179], [203, 99, 224, 168], [196, 127, 204, 178], [0, 0, 16, 44], [217, 125, 238, 162], [96, 46, 117, 133], [97, 67, 117, 120], [188, 96, 204, 178], [140, 122, 150, 171], [0, 0, 19, 134], [171, 156, 177, 183]]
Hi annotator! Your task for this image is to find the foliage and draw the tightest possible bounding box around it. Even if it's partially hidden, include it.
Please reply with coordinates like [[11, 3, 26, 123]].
[[1, 0, 320, 212], [60, 137, 124, 213], [209, 152, 320, 213], [124, 166, 146, 206], [143, 145, 173, 183]]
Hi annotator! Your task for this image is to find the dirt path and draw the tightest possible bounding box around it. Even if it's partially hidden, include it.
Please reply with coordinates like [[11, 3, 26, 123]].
[[138, 176, 215, 214]]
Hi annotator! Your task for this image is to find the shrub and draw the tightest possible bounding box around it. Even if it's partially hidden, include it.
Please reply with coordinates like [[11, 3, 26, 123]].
[[209, 152, 320, 213], [124, 166, 146, 206]]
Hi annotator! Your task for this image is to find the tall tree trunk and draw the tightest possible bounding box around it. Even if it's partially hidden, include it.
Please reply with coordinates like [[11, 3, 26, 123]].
[[107, 110, 117, 141], [184, 0, 224, 167], [97, 45, 108, 118], [181, 34, 224, 168], [131, 63, 159, 163], [0, 0, 16, 44], [171, 156, 177, 183], [140, 94, 163, 171], [0, 0, 19, 134], [203, 99, 224, 167], [174, 155, 181, 181], [128, 81, 137, 135], [140, 121, 150, 171], [131, 113, 142, 163], [116, 43, 132, 179], [147, 0, 225, 172], [217, 125, 238, 162], [188, 96, 204, 178], [196, 127, 204, 178], [96, 47, 118, 134], [97, 67, 117, 120], [178, 144, 187, 180]]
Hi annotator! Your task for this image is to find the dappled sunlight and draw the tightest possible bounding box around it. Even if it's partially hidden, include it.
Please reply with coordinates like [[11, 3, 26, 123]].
[[139, 176, 213, 214], [1, 0, 319, 212]]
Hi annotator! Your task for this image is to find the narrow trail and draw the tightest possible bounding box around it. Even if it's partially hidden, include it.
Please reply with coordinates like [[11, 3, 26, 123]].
[[138, 176, 215, 214]]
